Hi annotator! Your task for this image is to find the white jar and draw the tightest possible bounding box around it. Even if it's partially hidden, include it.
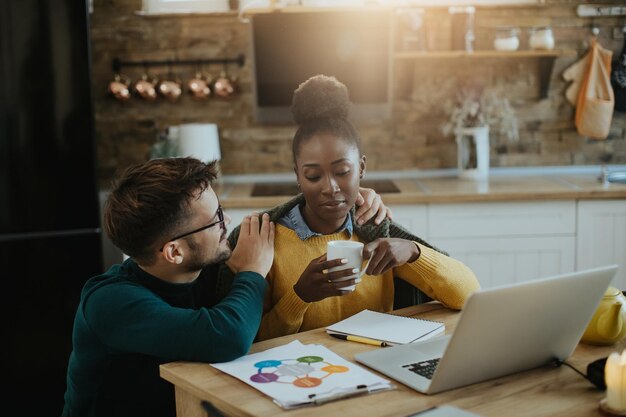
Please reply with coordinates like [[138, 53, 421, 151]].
[[529, 26, 555, 50], [494, 27, 519, 51]]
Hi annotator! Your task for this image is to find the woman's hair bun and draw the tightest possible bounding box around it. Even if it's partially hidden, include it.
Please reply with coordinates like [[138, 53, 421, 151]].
[[291, 75, 350, 125]]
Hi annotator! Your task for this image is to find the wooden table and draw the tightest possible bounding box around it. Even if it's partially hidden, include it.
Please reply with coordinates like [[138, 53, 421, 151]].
[[160, 303, 625, 417]]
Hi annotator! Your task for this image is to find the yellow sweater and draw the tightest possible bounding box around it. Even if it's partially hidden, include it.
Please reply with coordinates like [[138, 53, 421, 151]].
[[257, 224, 480, 341]]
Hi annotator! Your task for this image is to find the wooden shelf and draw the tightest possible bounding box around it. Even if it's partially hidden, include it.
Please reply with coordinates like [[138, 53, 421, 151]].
[[394, 50, 576, 59], [134, 10, 237, 17], [242, 1, 548, 15], [243, 6, 393, 15], [394, 49, 577, 99]]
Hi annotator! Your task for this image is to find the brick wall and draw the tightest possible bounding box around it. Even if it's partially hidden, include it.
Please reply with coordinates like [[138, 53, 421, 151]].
[[91, 0, 626, 187]]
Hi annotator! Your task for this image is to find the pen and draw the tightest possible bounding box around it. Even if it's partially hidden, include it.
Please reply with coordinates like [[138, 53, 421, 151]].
[[308, 384, 369, 405], [328, 332, 388, 347]]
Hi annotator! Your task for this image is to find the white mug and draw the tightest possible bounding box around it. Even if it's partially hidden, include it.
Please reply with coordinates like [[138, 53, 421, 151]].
[[326, 241, 372, 291]]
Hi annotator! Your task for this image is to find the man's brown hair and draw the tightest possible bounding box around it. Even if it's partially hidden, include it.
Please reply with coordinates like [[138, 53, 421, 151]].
[[103, 157, 219, 264]]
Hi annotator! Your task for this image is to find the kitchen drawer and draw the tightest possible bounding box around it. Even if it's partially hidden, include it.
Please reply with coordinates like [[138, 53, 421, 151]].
[[429, 201, 576, 238]]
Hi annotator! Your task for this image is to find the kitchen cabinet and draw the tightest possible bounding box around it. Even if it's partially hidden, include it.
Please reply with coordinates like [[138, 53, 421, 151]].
[[427, 201, 576, 288], [576, 200, 626, 289], [430, 236, 575, 288], [428, 201, 575, 238], [388, 201, 577, 289]]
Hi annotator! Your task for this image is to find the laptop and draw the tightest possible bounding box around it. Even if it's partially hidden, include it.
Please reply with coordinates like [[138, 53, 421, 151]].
[[354, 265, 619, 395]]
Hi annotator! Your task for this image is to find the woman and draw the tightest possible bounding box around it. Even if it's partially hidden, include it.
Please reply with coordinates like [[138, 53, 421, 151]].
[[227, 75, 480, 341]]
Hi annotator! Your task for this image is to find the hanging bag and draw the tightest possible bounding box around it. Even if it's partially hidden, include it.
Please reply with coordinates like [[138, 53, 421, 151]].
[[575, 39, 614, 139]]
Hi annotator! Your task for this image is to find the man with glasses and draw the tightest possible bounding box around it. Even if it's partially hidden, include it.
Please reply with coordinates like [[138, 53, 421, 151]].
[[61, 157, 275, 417], [62, 156, 390, 417]]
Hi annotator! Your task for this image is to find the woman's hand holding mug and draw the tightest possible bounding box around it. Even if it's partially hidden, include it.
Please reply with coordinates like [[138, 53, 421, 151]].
[[326, 241, 373, 291], [293, 254, 359, 303]]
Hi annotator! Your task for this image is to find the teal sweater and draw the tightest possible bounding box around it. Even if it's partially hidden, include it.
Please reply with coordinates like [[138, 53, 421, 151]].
[[62, 259, 266, 417]]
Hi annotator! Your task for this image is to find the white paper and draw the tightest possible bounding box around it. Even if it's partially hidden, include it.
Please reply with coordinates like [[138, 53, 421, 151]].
[[211, 340, 393, 409]]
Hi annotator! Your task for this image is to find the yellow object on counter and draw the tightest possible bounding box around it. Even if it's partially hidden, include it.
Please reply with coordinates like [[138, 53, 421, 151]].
[[581, 286, 626, 346]]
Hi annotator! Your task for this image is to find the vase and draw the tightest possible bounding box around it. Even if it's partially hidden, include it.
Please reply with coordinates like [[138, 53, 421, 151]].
[[455, 125, 490, 180]]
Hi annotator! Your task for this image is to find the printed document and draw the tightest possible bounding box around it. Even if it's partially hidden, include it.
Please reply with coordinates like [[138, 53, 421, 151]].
[[211, 340, 394, 409]]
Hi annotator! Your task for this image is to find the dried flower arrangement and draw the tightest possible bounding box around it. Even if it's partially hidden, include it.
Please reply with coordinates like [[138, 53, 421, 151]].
[[441, 83, 519, 142]]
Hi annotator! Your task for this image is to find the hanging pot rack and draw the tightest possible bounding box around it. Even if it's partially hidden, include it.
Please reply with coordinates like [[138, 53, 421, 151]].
[[111, 54, 245, 73]]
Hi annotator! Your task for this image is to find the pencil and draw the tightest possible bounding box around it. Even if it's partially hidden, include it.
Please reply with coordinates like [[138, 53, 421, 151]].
[[328, 332, 388, 347]]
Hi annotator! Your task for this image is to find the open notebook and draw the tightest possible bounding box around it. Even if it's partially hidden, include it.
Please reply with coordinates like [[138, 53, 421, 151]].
[[326, 309, 445, 346]]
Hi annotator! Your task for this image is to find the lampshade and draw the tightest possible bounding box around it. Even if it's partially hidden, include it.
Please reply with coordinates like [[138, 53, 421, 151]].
[[178, 123, 221, 163]]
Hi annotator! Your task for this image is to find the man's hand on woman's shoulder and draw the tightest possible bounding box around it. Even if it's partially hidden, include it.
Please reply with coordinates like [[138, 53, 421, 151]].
[[355, 187, 393, 226], [226, 213, 275, 277]]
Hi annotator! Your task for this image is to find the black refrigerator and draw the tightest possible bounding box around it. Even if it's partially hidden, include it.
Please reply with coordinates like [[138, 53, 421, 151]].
[[0, 0, 103, 415]]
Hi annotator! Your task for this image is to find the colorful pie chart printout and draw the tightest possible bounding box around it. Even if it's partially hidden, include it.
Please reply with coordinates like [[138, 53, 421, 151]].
[[211, 340, 393, 409]]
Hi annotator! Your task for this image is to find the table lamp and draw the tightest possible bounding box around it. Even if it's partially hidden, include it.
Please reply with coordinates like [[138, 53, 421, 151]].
[[178, 123, 222, 163]]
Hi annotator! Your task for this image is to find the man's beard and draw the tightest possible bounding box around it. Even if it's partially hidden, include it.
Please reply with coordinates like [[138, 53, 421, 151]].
[[184, 230, 231, 272]]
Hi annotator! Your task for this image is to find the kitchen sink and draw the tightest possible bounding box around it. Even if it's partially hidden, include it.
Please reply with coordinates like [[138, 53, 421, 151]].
[[250, 179, 400, 197], [608, 172, 626, 184]]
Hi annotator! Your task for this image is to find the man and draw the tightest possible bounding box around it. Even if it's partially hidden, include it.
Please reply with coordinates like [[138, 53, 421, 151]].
[[61, 157, 274, 417], [62, 156, 390, 417]]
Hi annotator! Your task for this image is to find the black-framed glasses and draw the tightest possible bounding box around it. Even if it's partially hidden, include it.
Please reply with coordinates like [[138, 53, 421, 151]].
[[159, 206, 224, 252]]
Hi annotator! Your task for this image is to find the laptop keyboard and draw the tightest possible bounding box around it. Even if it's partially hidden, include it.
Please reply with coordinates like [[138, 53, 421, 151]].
[[402, 358, 440, 380]]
